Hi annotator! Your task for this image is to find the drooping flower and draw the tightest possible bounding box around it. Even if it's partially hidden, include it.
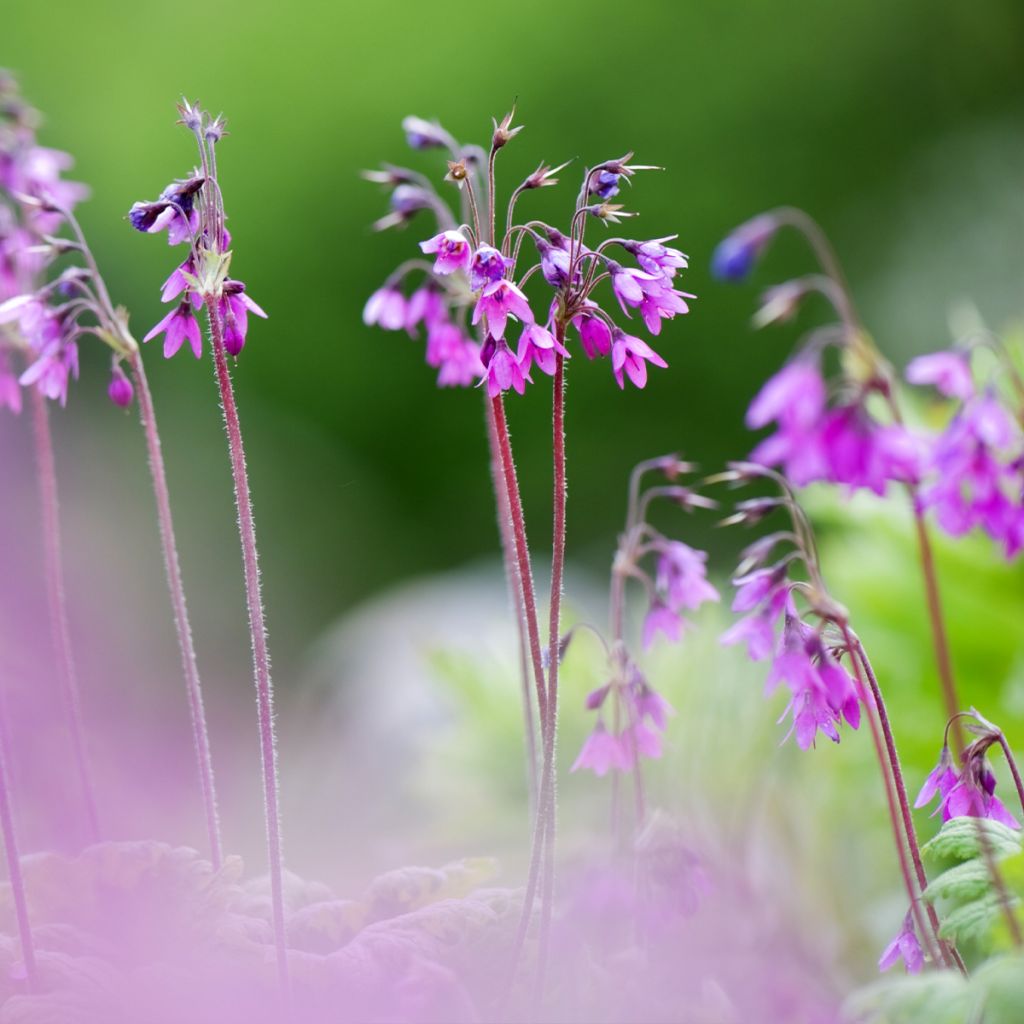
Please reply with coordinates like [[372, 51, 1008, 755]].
[[711, 214, 778, 281], [127, 175, 204, 246], [107, 363, 134, 408], [914, 744, 958, 810], [572, 306, 612, 359], [144, 301, 203, 359], [611, 329, 667, 389], [402, 116, 450, 151], [363, 286, 408, 331], [571, 721, 630, 776], [535, 238, 572, 289], [419, 230, 472, 276], [217, 280, 268, 357], [471, 279, 533, 341], [468, 245, 510, 291], [516, 322, 569, 377], [480, 337, 528, 398], [878, 913, 924, 974], [906, 350, 974, 401]]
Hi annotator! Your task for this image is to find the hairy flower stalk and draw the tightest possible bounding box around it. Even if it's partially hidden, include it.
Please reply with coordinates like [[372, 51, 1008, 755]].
[[128, 100, 286, 991], [0, 703, 37, 990], [128, 350, 222, 869], [717, 464, 960, 972], [28, 386, 101, 842], [366, 109, 694, 1013], [714, 207, 966, 751], [0, 76, 226, 867]]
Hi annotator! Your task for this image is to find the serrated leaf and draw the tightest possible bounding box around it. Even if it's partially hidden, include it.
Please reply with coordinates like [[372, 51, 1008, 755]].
[[922, 818, 1022, 863], [924, 858, 995, 904], [938, 892, 1005, 945]]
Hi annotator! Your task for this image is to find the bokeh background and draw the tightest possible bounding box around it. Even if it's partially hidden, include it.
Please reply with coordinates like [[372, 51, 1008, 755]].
[[3, 0, 1024, 998]]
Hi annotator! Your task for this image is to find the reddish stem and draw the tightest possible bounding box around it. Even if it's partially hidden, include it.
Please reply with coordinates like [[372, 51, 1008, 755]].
[[205, 301, 289, 996], [485, 399, 538, 812], [849, 632, 961, 971], [28, 387, 100, 844], [0, 704, 36, 990], [535, 349, 567, 1011], [129, 351, 223, 870], [910, 508, 964, 754], [998, 734, 1024, 821]]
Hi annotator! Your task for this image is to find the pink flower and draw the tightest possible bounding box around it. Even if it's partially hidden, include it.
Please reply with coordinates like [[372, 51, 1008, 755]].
[[404, 286, 446, 336], [363, 286, 407, 331], [571, 306, 612, 359], [218, 279, 268, 357], [611, 329, 667, 389], [624, 237, 688, 278], [642, 602, 684, 649], [425, 322, 484, 388], [906, 350, 974, 400], [144, 301, 203, 359], [419, 230, 472, 276], [481, 338, 528, 398], [471, 279, 533, 341], [656, 541, 720, 612], [19, 337, 79, 406], [879, 914, 924, 974], [107, 364, 134, 408], [571, 722, 630, 776], [516, 323, 569, 377], [469, 245, 511, 291]]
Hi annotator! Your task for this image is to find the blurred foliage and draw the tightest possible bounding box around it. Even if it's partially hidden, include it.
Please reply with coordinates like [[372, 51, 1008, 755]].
[[3, 0, 1024, 676]]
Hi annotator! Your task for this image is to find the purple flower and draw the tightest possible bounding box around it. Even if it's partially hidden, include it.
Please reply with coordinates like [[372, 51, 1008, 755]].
[[571, 722, 630, 777], [819, 405, 923, 495], [144, 301, 203, 359], [419, 229, 472, 276], [160, 256, 200, 305], [469, 246, 511, 291], [471, 279, 534, 341], [906, 350, 974, 400], [481, 338, 528, 398], [218, 279, 268, 357], [914, 745, 958, 810], [711, 214, 778, 281], [589, 169, 621, 199], [363, 286, 407, 331], [571, 306, 612, 359], [128, 176, 204, 246], [608, 263, 694, 334], [401, 116, 450, 150], [516, 323, 569, 377], [107, 364, 134, 408], [878, 914, 924, 974], [720, 611, 776, 662], [624, 238, 688, 278], [424, 321, 485, 388], [655, 541, 720, 613], [611, 329, 667, 389], [642, 602, 684, 649], [19, 335, 79, 406], [536, 239, 572, 289], [404, 285, 446, 336]]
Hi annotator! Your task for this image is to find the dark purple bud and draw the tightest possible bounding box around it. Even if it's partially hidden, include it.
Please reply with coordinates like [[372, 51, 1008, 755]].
[[536, 240, 572, 289], [589, 169, 621, 200], [479, 335, 497, 367], [107, 364, 133, 408], [711, 214, 778, 282], [402, 116, 449, 150]]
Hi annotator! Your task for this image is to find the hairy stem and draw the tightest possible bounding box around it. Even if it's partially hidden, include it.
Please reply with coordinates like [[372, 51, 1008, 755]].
[[128, 351, 222, 870], [29, 387, 99, 844], [205, 300, 288, 995], [910, 508, 964, 754], [850, 633, 962, 971], [485, 401, 538, 813], [0, 703, 35, 990], [997, 734, 1024, 821], [535, 350, 567, 1013]]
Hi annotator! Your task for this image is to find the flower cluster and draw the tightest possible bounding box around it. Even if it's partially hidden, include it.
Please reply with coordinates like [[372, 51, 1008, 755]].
[[364, 111, 693, 393], [916, 718, 1020, 829], [719, 465, 866, 750], [0, 73, 102, 409], [571, 458, 717, 778], [128, 100, 267, 359], [906, 347, 1024, 558]]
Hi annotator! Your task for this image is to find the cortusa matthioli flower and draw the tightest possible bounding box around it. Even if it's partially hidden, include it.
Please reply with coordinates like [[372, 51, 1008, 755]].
[[363, 110, 694, 395], [128, 100, 267, 361]]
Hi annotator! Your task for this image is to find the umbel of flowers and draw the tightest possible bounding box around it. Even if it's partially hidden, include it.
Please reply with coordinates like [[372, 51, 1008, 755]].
[[363, 111, 693, 394], [364, 109, 697, 1009]]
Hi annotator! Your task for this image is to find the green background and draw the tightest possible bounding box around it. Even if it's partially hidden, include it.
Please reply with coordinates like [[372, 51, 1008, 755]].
[[3, 0, 1024, 671]]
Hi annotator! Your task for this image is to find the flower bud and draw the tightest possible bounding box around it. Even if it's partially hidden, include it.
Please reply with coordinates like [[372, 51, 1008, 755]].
[[711, 214, 778, 282], [107, 363, 134, 408]]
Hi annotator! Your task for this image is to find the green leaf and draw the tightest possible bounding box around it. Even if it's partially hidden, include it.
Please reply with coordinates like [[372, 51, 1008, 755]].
[[922, 818, 1022, 863], [938, 892, 1004, 945], [924, 858, 996, 905]]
